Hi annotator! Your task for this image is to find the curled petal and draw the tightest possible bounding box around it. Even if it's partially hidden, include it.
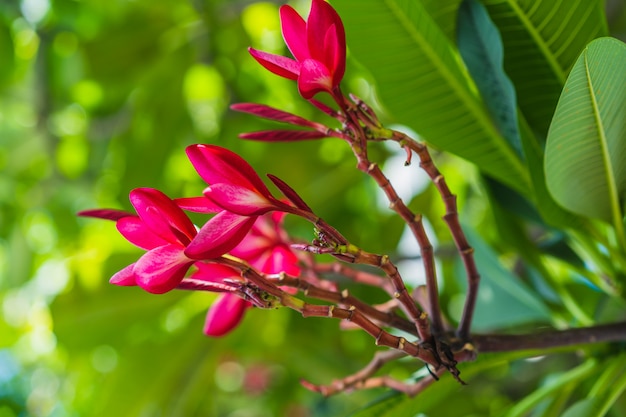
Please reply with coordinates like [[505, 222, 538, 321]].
[[248, 48, 300, 81], [203, 293, 251, 337], [230, 103, 323, 129], [133, 244, 195, 294], [267, 174, 312, 212], [279, 5, 309, 61], [129, 188, 197, 246], [110, 263, 138, 286], [117, 216, 169, 250], [185, 145, 273, 199], [239, 129, 327, 142], [297, 59, 333, 99], [185, 211, 257, 260], [205, 184, 277, 216], [78, 208, 133, 221]]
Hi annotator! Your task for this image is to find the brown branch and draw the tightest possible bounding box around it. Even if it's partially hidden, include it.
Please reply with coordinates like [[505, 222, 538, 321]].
[[392, 131, 480, 341], [364, 161, 444, 336], [271, 275, 416, 334], [473, 322, 626, 353]]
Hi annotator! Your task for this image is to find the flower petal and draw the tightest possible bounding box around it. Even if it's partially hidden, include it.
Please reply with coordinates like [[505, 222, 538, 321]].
[[192, 262, 242, 283], [279, 5, 309, 61], [110, 263, 138, 286], [117, 216, 169, 250], [307, 0, 345, 64], [175, 196, 223, 213], [323, 23, 345, 86], [78, 208, 133, 221], [230, 103, 323, 129], [133, 244, 194, 294], [248, 47, 300, 81], [185, 145, 273, 199], [239, 129, 327, 142], [129, 188, 197, 245], [203, 293, 250, 337], [205, 183, 276, 216], [184, 211, 257, 260], [297, 59, 333, 99], [263, 244, 301, 276]]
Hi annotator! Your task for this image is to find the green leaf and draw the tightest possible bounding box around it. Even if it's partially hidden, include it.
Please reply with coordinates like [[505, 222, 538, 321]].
[[481, 0, 608, 136], [504, 358, 598, 417], [332, 0, 529, 194], [561, 398, 603, 417], [457, 0, 522, 157], [456, 225, 552, 331], [544, 37, 626, 238], [421, 0, 463, 40]]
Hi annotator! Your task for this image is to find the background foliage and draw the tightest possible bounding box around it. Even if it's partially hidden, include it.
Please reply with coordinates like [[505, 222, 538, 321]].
[[1, 0, 626, 416]]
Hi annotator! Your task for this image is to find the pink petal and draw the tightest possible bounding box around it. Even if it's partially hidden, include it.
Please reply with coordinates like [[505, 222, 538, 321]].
[[110, 263, 138, 286], [192, 262, 242, 283], [175, 196, 223, 213], [230, 234, 270, 261], [267, 174, 313, 212], [263, 245, 301, 276], [279, 5, 309, 61], [230, 103, 322, 129], [323, 23, 345, 86], [117, 216, 169, 250], [203, 293, 251, 337], [129, 188, 197, 245], [205, 184, 276, 216], [184, 211, 257, 260], [239, 130, 327, 142], [78, 208, 133, 221], [133, 244, 194, 294], [297, 59, 333, 99], [185, 145, 273, 199], [248, 47, 300, 81], [307, 0, 345, 64]]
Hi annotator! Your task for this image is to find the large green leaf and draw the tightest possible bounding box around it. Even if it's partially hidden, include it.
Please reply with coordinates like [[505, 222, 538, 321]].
[[481, 0, 608, 137], [545, 38, 626, 237], [332, 0, 529, 194]]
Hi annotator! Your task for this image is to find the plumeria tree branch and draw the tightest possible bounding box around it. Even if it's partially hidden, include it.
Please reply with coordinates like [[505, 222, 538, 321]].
[[78, 0, 626, 404]]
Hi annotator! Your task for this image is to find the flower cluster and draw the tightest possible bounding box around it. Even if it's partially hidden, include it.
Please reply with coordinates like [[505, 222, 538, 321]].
[[80, 145, 301, 335], [79, 0, 480, 397]]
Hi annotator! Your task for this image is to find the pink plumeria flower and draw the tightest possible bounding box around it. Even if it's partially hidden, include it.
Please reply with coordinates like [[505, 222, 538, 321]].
[[248, 0, 346, 100], [185, 144, 289, 217], [80, 188, 198, 294]]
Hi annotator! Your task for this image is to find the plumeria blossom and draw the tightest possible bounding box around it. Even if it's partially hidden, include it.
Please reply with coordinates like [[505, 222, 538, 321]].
[[185, 144, 290, 217], [195, 212, 302, 337], [79, 188, 198, 294], [248, 0, 346, 100]]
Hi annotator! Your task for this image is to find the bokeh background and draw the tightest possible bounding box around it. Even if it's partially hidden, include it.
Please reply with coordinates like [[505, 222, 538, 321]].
[[2, 0, 626, 416]]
